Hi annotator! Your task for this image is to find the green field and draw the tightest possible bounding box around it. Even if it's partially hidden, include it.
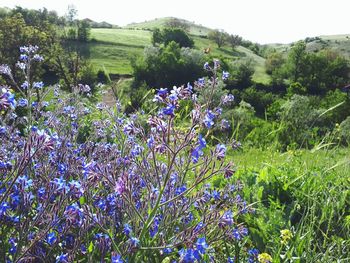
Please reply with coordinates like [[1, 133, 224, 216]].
[[88, 27, 271, 83]]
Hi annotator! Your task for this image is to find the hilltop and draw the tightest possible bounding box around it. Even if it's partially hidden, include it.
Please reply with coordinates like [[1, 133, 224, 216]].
[[124, 17, 212, 36]]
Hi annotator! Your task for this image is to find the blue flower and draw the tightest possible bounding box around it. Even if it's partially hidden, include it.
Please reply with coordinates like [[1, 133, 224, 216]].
[[21, 81, 29, 89], [47, 232, 57, 245], [8, 238, 17, 255], [248, 248, 259, 263], [198, 134, 206, 149], [33, 81, 44, 89], [197, 78, 205, 87], [56, 253, 68, 263], [0, 202, 10, 216], [123, 223, 132, 236], [111, 254, 124, 263], [191, 146, 202, 163], [203, 110, 215, 128], [232, 228, 241, 240], [147, 135, 155, 148], [163, 248, 172, 255], [212, 190, 221, 200], [216, 144, 226, 160], [196, 237, 208, 254], [220, 210, 234, 227], [162, 104, 175, 116], [228, 257, 235, 263], [130, 236, 140, 247], [222, 71, 230, 80], [179, 248, 200, 262], [18, 98, 28, 107]]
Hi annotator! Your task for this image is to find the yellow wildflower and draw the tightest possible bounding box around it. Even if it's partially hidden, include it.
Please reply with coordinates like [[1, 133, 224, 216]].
[[280, 229, 293, 244], [258, 252, 272, 263]]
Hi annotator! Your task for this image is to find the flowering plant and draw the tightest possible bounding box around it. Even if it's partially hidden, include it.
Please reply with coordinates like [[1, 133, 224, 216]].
[[0, 46, 260, 262]]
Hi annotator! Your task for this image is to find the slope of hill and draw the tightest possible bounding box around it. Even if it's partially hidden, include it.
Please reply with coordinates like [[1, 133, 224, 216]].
[[87, 27, 270, 83], [265, 34, 350, 58], [125, 17, 212, 36]]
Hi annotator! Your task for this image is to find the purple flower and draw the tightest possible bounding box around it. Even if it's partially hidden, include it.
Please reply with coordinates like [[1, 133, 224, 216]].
[[8, 238, 17, 255], [33, 54, 44, 62], [216, 144, 226, 160], [130, 237, 139, 247], [20, 54, 28, 61], [222, 94, 235, 104], [221, 119, 230, 129], [0, 202, 10, 216], [204, 62, 210, 70], [111, 253, 124, 263], [222, 71, 230, 80], [197, 78, 205, 87], [198, 134, 206, 149], [56, 253, 68, 263], [0, 64, 11, 76], [220, 210, 234, 227], [196, 237, 208, 254], [179, 248, 200, 262], [162, 104, 175, 116], [47, 232, 57, 245], [123, 224, 132, 236], [191, 146, 202, 163], [18, 98, 28, 107], [33, 81, 44, 89]]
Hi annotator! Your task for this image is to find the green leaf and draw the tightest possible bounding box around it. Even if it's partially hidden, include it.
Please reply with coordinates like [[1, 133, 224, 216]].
[[88, 241, 94, 253]]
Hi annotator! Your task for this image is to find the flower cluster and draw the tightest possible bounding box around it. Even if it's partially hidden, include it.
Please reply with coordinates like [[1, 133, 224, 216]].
[[0, 49, 259, 262]]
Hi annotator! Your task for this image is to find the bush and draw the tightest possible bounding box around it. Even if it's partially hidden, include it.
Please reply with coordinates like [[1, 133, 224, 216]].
[[132, 41, 205, 88], [152, 27, 194, 48]]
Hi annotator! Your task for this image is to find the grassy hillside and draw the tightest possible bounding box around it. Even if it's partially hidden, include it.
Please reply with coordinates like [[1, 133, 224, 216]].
[[88, 28, 271, 83], [125, 17, 212, 36], [266, 34, 350, 58]]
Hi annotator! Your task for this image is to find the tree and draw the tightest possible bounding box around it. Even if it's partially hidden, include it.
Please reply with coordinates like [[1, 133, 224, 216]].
[[77, 20, 91, 42], [227, 34, 242, 51], [265, 51, 285, 75], [208, 30, 228, 48], [152, 28, 163, 46], [286, 41, 307, 83], [165, 18, 190, 31], [132, 41, 205, 88], [151, 28, 194, 48], [0, 13, 48, 86], [66, 5, 77, 26]]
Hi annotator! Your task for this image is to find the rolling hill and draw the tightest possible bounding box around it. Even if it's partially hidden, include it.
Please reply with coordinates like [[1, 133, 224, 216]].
[[124, 17, 212, 36], [87, 25, 270, 83], [85, 17, 350, 85]]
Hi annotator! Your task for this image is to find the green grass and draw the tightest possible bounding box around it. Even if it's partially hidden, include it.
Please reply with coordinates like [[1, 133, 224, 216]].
[[229, 147, 350, 262], [87, 28, 271, 83]]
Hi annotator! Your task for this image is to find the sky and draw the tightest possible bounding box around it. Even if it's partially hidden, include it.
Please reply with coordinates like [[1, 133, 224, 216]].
[[1, 0, 350, 44]]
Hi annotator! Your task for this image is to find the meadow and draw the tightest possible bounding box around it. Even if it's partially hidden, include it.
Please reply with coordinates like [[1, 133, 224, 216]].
[[88, 27, 271, 84], [1, 8, 350, 262]]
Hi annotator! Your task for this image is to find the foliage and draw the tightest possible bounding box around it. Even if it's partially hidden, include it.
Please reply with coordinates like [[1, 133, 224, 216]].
[[339, 116, 350, 145], [152, 27, 194, 48], [132, 42, 205, 88], [227, 35, 243, 51], [207, 30, 228, 48], [0, 47, 260, 262], [165, 18, 190, 31], [234, 148, 350, 262], [226, 59, 255, 90]]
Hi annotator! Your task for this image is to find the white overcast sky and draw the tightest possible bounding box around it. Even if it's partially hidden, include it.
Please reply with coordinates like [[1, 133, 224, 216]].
[[1, 0, 350, 44]]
